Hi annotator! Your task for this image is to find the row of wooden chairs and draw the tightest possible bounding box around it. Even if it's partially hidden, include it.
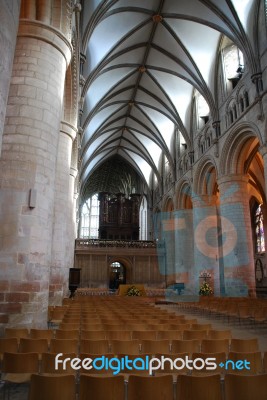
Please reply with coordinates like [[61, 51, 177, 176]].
[[0, 337, 259, 358], [179, 298, 267, 326], [5, 326, 232, 341], [25, 372, 267, 400], [2, 350, 267, 377]]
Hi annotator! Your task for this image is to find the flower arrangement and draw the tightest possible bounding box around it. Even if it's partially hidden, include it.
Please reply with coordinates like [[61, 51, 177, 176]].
[[126, 286, 141, 296], [199, 282, 213, 296]]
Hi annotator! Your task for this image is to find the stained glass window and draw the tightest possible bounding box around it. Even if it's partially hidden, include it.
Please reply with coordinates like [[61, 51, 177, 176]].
[[255, 204, 265, 253]]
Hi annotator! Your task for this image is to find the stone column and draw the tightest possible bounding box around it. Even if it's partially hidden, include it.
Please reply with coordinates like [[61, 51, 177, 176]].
[[0, 20, 71, 327], [173, 209, 193, 289], [49, 122, 76, 305], [161, 211, 175, 286], [0, 0, 21, 152], [192, 195, 220, 296], [66, 165, 78, 265], [217, 175, 255, 297], [256, 146, 267, 283]]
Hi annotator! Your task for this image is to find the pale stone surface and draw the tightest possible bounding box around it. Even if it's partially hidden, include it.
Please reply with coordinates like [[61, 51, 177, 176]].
[[49, 122, 76, 305], [0, 0, 21, 153], [0, 21, 71, 327]]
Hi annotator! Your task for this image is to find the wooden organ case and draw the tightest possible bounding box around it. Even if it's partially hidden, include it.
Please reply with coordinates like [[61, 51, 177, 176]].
[[98, 192, 141, 240]]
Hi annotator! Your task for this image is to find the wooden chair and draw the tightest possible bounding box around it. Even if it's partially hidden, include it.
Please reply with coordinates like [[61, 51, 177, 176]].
[[156, 330, 183, 341], [226, 351, 263, 375], [81, 330, 106, 340], [29, 373, 76, 400], [183, 330, 208, 340], [230, 338, 259, 352], [129, 324, 150, 331], [79, 374, 125, 400], [168, 323, 191, 330], [128, 374, 173, 400], [2, 352, 39, 384], [49, 338, 78, 354], [80, 339, 110, 354], [4, 328, 29, 343], [109, 340, 140, 355], [81, 324, 103, 331], [41, 352, 77, 375], [140, 340, 170, 354], [224, 373, 267, 400], [102, 324, 130, 331], [19, 338, 49, 359], [132, 331, 157, 340], [191, 323, 212, 331], [48, 308, 67, 327], [30, 329, 54, 344], [171, 340, 201, 354], [207, 330, 232, 340], [55, 329, 80, 340], [0, 338, 18, 361], [58, 322, 80, 330], [201, 339, 229, 354], [177, 373, 222, 400], [106, 331, 132, 341], [62, 315, 81, 322]]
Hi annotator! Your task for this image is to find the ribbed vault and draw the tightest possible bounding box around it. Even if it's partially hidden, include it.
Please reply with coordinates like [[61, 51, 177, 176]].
[[79, 0, 258, 198]]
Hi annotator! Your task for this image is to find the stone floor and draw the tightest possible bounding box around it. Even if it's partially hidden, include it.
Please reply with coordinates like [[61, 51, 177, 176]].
[[1, 304, 267, 399]]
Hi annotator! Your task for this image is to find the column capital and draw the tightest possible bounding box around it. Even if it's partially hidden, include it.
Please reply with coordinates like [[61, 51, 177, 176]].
[[217, 174, 249, 187], [18, 20, 72, 66], [60, 121, 77, 141]]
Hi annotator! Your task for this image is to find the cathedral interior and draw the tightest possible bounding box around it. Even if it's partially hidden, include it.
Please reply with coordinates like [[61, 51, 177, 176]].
[[0, 0, 267, 327]]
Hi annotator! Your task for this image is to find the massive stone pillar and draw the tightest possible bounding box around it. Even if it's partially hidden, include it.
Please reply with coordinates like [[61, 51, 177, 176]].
[[0, 7, 72, 327], [217, 175, 255, 297], [173, 209, 193, 290], [192, 195, 220, 296], [0, 0, 21, 152], [49, 122, 76, 305]]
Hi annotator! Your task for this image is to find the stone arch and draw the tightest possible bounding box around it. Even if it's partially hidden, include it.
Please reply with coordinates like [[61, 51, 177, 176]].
[[162, 196, 174, 212], [193, 156, 219, 196], [219, 122, 263, 176], [107, 256, 133, 284], [176, 179, 193, 209]]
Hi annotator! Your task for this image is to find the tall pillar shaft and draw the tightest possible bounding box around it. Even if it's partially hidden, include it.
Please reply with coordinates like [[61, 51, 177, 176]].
[[0, 21, 71, 327], [217, 175, 255, 297], [0, 0, 21, 152], [173, 209, 193, 288], [49, 122, 76, 305], [192, 195, 220, 296]]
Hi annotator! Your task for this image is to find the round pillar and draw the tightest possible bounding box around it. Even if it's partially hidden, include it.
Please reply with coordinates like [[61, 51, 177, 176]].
[[49, 122, 76, 305], [217, 174, 255, 297], [0, 20, 72, 327]]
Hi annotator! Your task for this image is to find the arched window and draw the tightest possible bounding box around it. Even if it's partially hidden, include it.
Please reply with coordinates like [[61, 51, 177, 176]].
[[194, 91, 210, 130], [139, 196, 148, 240], [80, 194, 100, 238], [255, 204, 265, 254], [223, 44, 244, 90]]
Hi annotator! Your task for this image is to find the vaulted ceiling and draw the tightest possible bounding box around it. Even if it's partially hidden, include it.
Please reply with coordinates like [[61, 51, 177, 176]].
[[79, 0, 257, 200]]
